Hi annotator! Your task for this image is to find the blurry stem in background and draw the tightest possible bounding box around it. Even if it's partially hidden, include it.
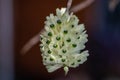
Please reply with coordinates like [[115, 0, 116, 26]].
[[0, 0, 14, 80], [21, 0, 94, 55]]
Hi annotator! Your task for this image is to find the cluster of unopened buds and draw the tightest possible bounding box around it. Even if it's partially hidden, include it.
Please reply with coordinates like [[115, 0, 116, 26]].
[[40, 8, 89, 75]]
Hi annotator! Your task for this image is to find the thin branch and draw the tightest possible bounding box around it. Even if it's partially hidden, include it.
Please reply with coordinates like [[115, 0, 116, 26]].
[[21, 0, 95, 55], [21, 32, 40, 55], [70, 0, 94, 13], [67, 0, 73, 12]]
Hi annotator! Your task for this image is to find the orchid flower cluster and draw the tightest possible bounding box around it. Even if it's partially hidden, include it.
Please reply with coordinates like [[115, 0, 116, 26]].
[[40, 8, 89, 75]]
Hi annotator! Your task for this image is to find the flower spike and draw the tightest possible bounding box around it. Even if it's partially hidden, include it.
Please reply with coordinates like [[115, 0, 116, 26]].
[[40, 8, 89, 75]]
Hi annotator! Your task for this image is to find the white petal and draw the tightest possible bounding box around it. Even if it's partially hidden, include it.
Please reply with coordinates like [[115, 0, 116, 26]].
[[46, 64, 63, 73], [64, 66, 69, 75]]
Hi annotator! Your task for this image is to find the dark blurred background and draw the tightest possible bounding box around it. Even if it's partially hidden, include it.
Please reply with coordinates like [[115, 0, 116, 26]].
[[0, 0, 120, 80]]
